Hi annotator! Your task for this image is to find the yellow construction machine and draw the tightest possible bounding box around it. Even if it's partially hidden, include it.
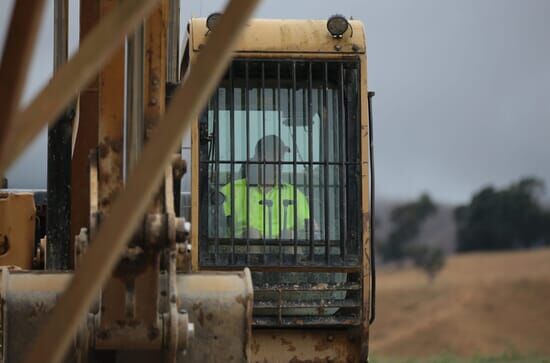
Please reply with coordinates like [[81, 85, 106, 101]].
[[0, 1, 374, 362]]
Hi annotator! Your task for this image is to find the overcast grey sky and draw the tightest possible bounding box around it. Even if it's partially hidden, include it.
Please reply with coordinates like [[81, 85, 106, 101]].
[[1, 0, 550, 203]]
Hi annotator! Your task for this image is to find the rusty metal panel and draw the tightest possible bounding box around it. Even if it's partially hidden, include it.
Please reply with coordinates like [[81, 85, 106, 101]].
[[96, 0, 130, 334], [143, 0, 168, 212], [177, 270, 253, 362], [0, 193, 35, 269], [358, 54, 372, 361], [21, 1, 261, 360], [250, 329, 361, 363], [71, 0, 100, 258], [190, 19, 366, 55], [1, 271, 75, 363], [97, 0, 125, 213], [0, 270, 252, 362], [99, 1, 170, 339]]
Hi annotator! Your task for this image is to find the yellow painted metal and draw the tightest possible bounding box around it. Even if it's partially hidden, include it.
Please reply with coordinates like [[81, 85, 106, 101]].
[[97, 0, 130, 329], [189, 18, 369, 271], [359, 53, 373, 360], [190, 18, 366, 54], [71, 0, 100, 249], [187, 16, 373, 361], [21, 1, 260, 362], [97, 0, 125, 212], [0, 270, 253, 362], [0, 193, 35, 269], [250, 329, 361, 362], [177, 269, 254, 361]]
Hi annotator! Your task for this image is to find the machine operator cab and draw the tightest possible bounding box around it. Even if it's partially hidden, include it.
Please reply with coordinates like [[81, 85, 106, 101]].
[[183, 14, 374, 361]]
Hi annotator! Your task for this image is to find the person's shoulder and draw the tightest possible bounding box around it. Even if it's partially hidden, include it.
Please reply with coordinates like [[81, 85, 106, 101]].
[[221, 178, 246, 190], [281, 183, 305, 195]]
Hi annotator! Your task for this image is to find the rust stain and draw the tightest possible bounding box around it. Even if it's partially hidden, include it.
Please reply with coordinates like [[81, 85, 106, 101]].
[[314, 339, 331, 352], [362, 212, 370, 228], [235, 294, 248, 309], [197, 308, 205, 327], [280, 337, 297, 352], [29, 301, 47, 319], [250, 340, 261, 354], [289, 357, 331, 363], [97, 140, 109, 158], [96, 328, 110, 340], [148, 325, 160, 340]]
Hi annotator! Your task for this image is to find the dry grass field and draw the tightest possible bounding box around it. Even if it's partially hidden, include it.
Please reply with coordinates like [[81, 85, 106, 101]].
[[370, 248, 550, 360]]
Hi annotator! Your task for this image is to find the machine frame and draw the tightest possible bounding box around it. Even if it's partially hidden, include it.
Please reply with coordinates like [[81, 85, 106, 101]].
[[187, 18, 374, 361]]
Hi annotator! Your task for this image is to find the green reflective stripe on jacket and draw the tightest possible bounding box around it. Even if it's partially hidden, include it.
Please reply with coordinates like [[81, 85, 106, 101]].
[[220, 178, 310, 238]]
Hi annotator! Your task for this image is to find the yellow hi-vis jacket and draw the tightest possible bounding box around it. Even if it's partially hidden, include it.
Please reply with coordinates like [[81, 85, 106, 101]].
[[220, 178, 310, 238]]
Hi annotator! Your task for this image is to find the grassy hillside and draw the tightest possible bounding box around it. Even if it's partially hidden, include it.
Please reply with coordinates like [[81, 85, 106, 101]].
[[370, 248, 550, 359]]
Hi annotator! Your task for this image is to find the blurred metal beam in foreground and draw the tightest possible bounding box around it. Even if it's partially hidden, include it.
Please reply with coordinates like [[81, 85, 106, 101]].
[[0, 0, 47, 169], [21, 0, 260, 362], [0, 0, 163, 178]]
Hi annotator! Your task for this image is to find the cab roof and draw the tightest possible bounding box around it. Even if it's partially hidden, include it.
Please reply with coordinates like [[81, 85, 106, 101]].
[[189, 18, 366, 54]]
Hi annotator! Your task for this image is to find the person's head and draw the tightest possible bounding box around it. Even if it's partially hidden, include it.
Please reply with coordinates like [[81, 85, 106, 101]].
[[249, 135, 289, 186], [254, 135, 290, 162]]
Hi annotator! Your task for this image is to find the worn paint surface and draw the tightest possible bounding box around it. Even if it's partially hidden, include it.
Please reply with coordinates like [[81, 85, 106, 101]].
[[359, 53, 372, 361], [190, 19, 365, 54], [0, 193, 35, 269], [187, 17, 372, 361], [1, 271, 74, 363], [97, 0, 125, 213], [0, 271, 251, 362], [144, 0, 168, 213], [72, 0, 100, 249], [250, 329, 361, 363], [178, 270, 254, 362]]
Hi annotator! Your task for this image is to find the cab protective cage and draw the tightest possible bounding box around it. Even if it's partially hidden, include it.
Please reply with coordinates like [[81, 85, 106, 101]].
[[188, 19, 375, 330]]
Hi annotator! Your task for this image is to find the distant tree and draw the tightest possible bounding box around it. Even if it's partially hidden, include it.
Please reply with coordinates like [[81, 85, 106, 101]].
[[454, 177, 550, 251], [381, 193, 437, 262], [405, 244, 446, 282]]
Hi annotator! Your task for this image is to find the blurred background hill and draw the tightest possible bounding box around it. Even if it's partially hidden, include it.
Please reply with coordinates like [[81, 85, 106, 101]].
[[376, 198, 457, 254], [371, 248, 550, 359]]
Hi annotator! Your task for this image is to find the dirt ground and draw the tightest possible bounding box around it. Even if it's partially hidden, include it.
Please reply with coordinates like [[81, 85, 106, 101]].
[[370, 248, 550, 358]]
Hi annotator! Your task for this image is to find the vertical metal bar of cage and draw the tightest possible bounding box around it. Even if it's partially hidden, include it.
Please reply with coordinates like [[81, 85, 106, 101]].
[[214, 88, 220, 264], [277, 62, 283, 265], [292, 61, 298, 262], [48, 0, 72, 270], [245, 61, 250, 264], [338, 62, 347, 261], [307, 62, 314, 261], [230, 66, 236, 264], [261, 63, 267, 263], [323, 62, 330, 264], [166, 0, 180, 83]]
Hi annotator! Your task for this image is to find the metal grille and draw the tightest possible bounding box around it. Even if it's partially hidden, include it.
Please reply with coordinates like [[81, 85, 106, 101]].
[[198, 59, 362, 326]]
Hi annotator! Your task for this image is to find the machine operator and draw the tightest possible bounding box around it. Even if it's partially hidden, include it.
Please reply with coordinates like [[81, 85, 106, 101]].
[[220, 135, 310, 239]]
